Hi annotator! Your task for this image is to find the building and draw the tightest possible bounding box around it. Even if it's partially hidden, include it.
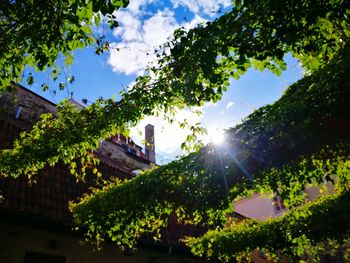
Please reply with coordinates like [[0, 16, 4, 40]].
[[234, 184, 334, 221], [234, 193, 287, 221], [67, 97, 156, 171], [0, 84, 204, 263]]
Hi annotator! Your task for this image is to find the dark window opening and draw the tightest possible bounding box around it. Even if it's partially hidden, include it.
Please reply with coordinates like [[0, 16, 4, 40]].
[[272, 195, 286, 213], [128, 147, 137, 155], [23, 251, 66, 263]]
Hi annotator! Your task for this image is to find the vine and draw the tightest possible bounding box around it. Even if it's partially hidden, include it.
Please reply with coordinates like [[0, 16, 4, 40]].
[[1, 1, 350, 260], [70, 44, 350, 257], [188, 173, 350, 262], [1, 0, 349, 179]]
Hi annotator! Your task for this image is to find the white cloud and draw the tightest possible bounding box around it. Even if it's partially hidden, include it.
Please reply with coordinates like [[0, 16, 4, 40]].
[[108, 8, 179, 75], [203, 101, 217, 108], [113, 11, 143, 42], [108, 1, 207, 76], [170, 0, 231, 15], [226, 101, 234, 109], [107, 0, 234, 160], [142, 9, 179, 48], [127, 0, 156, 15], [109, 41, 151, 75], [182, 14, 207, 29]]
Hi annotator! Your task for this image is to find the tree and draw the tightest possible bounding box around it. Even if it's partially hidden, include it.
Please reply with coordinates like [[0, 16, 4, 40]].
[[1, 0, 348, 179], [1, 0, 350, 261], [0, 0, 128, 89]]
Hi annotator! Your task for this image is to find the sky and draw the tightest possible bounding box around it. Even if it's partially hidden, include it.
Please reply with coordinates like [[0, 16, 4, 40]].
[[25, 0, 304, 164]]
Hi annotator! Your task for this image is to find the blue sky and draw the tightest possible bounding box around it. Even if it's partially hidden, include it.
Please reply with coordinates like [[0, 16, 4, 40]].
[[25, 0, 303, 163]]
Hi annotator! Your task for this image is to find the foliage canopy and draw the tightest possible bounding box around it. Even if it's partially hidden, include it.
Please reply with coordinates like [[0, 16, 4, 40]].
[[1, 0, 349, 179], [71, 44, 350, 260], [0, 0, 128, 89], [1, 0, 350, 261]]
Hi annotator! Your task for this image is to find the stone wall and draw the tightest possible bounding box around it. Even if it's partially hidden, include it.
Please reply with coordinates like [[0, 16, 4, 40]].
[[98, 140, 153, 171], [0, 84, 57, 125], [0, 85, 153, 171]]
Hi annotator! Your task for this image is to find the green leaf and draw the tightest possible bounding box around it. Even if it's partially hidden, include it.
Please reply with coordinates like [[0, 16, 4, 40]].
[[67, 75, 75, 84], [59, 82, 66, 90], [41, 83, 49, 91], [27, 75, 34, 85], [94, 13, 101, 26]]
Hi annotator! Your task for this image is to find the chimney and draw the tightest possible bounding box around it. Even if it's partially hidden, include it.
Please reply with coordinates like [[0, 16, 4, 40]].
[[145, 124, 155, 163]]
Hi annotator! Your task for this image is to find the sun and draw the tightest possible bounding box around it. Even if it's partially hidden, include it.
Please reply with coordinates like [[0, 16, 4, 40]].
[[208, 128, 225, 145]]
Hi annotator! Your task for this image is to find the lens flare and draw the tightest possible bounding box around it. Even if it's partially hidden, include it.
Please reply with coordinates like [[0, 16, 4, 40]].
[[208, 128, 225, 145]]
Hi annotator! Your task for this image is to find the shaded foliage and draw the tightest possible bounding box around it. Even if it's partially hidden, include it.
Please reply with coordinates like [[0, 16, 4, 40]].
[[71, 43, 350, 256], [72, 152, 234, 249], [1, 1, 350, 260], [188, 184, 350, 262]]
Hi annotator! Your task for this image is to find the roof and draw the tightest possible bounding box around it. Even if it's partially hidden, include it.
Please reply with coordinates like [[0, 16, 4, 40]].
[[0, 120, 132, 224], [0, 87, 204, 251], [0, 116, 205, 251]]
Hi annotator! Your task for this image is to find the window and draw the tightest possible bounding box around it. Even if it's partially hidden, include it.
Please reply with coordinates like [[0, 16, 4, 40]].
[[272, 195, 286, 213], [23, 252, 66, 263], [127, 147, 137, 155]]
